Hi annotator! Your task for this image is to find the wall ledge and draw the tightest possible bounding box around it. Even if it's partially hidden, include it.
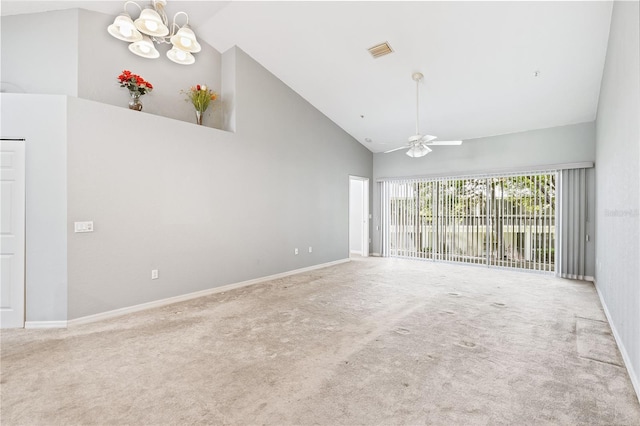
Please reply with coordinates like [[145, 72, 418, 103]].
[[67, 95, 235, 134]]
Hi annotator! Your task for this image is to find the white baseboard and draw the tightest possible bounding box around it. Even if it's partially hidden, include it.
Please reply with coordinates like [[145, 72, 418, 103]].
[[371, 252, 381, 257], [350, 250, 362, 255], [25, 321, 67, 329], [594, 280, 640, 404], [68, 258, 350, 327]]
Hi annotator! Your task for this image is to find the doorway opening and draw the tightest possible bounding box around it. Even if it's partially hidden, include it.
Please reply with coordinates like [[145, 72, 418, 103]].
[[349, 176, 369, 257]]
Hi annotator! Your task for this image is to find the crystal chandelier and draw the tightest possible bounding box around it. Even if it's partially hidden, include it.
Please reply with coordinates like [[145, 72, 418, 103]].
[[107, 0, 201, 65]]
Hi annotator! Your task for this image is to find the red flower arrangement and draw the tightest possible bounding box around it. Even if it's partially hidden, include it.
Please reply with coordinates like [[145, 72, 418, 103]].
[[117, 70, 153, 95]]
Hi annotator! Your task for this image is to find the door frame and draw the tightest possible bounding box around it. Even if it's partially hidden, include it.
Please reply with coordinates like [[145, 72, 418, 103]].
[[349, 175, 369, 257]]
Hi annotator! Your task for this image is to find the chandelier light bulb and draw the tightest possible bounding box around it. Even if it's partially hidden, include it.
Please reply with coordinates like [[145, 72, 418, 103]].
[[119, 24, 132, 37], [146, 20, 158, 32], [167, 46, 195, 64], [129, 36, 160, 59], [108, 13, 143, 42], [135, 7, 169, 37], [170, 25, 201, 53]]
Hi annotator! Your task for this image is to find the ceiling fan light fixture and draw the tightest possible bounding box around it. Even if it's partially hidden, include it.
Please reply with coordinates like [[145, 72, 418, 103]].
[[406, 144, 432, 158]]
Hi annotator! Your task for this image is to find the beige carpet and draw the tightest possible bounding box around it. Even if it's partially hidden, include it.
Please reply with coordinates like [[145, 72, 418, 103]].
[[2, 257, 639, 425]]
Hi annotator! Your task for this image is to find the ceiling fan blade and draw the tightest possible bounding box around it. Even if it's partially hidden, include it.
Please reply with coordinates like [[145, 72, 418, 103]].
[[425, 140, 463, 146], [383, 146, 410, 153], [421, 135, 438, 143]]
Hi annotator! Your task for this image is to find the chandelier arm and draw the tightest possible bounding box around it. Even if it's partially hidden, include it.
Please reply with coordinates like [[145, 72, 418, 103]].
[[152, 36, 171, 44], [169, 22, 180, 38], [153, 0, 168, 22], [169, 11, 189, 38], [172, 11, 189, 27], [123, 0, 142, 15]]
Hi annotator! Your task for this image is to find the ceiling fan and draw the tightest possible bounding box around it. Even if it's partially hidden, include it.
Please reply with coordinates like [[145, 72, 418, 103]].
[[384, 72, 462, 158]]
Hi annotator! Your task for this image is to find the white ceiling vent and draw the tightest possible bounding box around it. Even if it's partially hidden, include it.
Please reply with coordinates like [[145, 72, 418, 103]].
[[368, 42, 394, 58]]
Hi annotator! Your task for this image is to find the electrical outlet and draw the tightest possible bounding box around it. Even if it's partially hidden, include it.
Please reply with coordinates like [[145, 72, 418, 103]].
[[294, 248, 299, 255], [151, 269, 159, 280], [308, 246, 312, 253]]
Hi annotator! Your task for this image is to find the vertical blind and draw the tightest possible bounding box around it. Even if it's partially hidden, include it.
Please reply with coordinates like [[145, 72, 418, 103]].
[[556, 168, 588, 279], [380, 172, 557, 272]]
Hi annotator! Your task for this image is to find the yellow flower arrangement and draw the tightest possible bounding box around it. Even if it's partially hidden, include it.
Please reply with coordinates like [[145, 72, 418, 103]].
[[184, 84, 217, 113]]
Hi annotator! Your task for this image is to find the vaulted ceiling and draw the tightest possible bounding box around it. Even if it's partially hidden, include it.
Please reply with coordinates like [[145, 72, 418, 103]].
[[2, 1, 613, 153]]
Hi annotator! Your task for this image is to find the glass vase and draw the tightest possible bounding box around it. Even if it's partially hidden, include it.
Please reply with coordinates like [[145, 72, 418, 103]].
[[128, 92, 143, 111], [195, 110, 203, 125]]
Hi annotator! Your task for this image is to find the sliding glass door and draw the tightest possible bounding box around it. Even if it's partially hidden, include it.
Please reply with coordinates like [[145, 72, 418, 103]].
[[381, 172, 556, 272]]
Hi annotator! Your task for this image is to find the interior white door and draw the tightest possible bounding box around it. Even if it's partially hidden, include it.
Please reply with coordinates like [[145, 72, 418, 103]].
[[1, 140, 26, 328], [349, 176, 369, 257], [350, 179, 364, 255], [360, 178, 369, 257]]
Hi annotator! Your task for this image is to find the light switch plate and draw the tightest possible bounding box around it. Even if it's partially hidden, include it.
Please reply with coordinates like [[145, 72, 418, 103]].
[[74, 221, 94, 233]]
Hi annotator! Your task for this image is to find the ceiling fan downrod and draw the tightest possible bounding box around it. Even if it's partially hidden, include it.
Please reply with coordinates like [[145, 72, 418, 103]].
[[412, 72, 424, 138]]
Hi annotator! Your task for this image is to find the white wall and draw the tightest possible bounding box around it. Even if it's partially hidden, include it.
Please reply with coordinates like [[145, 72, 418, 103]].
[[372, 122, 596, 265], [0, 94, 68, 322], [350, 179, 364, 254], [1, 9, 78, 96], [595, 0, 639, 398], [65, 48, 372, 319]]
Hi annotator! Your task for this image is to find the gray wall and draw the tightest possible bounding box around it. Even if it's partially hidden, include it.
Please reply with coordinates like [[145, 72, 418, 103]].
[[595, 0, 639, 395], [1, 9, 78, 95], [372, 122, 596, 273], [2, 8, 372, 321], [66, 48, 372, 319], [0, 94, 68, 322]]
